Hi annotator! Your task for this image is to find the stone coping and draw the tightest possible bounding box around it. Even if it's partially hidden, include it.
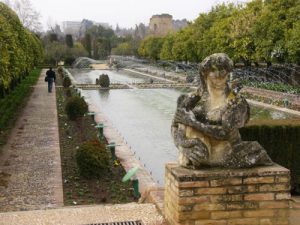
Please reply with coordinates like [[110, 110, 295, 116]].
[[166, 163, 289, 182], [124, 68, 176, 83], [247, 99, 300, 117]]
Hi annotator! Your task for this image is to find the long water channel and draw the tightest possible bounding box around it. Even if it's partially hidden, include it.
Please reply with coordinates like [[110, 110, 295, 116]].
[[70, 69, 300, 185]]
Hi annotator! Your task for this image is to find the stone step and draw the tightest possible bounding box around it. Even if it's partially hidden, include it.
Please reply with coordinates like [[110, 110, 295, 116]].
[[0, 203, 165, 225]]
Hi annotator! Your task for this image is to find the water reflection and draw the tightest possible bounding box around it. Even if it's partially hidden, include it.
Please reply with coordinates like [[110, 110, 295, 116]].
[[99, 89, 110, 101]]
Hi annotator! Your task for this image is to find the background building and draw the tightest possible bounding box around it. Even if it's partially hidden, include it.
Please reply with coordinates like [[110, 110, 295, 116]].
[[148, 14, 174, 37], [62, 21, 81, 37], [148, 14, 188, 37], [62, 20, 111, 39]]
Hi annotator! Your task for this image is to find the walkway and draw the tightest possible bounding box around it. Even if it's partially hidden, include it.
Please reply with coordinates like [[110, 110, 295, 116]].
[[0, 203, 165, 225], [2, 184, 299, 225], [0, 70, 63, 212]]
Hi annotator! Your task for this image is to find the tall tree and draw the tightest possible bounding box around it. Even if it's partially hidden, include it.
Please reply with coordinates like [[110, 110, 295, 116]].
[[85, 25, 116, 59], [83, 33, 92, 57], [228, 2, 260, 65], [49, 33, 58, 43], [4, 0, 42, 32], [160, 34, 175, 60], [138, 36, 164, 61], [65, 34, 74, 48]]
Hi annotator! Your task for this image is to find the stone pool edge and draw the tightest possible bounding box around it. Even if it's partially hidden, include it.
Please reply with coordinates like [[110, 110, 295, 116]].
[[83, 95, 161, 199]]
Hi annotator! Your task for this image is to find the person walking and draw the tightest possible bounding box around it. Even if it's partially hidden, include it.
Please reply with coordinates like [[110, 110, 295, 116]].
[[46, 67, 56, 93]]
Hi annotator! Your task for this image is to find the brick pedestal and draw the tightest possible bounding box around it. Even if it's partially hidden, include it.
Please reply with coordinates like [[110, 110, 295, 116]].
[[164, 163, 291, 225]]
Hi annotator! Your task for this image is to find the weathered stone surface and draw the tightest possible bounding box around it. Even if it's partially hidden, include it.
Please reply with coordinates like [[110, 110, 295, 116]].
[[244, 193, 274, 201], [275, 192, 291, 200], [210, 178, 242, 187], [164, 163, 291, 225], [243, 209, 275, 218], [227, 218, 259, 225], [166, 163, 289, 182], [171, 53, 273, 169], [259, 201, 290, 209], [243, 177, 275, 184], [195, 220, 227, 225]]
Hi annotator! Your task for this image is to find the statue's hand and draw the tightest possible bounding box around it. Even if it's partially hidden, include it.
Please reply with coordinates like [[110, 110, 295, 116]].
[[174, 108, 195, 125], [184, 145, 209, 167]]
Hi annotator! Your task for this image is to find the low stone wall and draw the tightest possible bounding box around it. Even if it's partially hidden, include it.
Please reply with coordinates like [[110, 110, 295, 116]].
[[242, 87, 300, 111], [164, 163, 291, 225]]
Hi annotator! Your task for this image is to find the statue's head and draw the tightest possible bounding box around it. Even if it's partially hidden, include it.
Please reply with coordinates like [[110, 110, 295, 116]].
[[199, 53, 233, 92]]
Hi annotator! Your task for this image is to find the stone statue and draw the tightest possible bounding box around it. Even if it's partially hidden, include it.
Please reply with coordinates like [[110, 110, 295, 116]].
[[171, 53, 273, 169]]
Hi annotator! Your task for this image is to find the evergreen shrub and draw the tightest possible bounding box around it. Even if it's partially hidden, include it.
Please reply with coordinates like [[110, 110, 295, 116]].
[[240, 125, 300, 194], [76, 139, 110, 178], [57, 66, 63, 75], [63, 76, 72, 88], [65, 88, 72, 98], [65, 96, 88, 120], [99, 74, 110, 88]]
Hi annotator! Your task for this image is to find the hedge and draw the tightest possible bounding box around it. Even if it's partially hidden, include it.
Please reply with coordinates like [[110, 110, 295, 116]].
[[0, 3, 43, 98], [240, 125, 300, 194]]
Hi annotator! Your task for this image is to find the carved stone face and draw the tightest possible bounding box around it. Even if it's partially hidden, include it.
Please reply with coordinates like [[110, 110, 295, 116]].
[[206, 70, 228, 90]]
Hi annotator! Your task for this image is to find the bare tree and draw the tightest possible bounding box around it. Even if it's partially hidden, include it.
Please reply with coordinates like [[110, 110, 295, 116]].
[[2, 0, 42, 32], [2, 0, 11, 6]]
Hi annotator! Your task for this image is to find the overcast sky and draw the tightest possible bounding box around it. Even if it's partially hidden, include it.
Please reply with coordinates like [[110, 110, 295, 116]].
[[11, 0, 249, 30]]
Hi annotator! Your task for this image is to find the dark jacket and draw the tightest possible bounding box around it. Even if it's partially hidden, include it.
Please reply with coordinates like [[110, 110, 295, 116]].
[[46, 69, 56, 81]]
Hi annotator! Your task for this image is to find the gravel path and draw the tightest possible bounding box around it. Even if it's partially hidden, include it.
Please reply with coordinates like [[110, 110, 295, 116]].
[[0, 70, 63, 212]]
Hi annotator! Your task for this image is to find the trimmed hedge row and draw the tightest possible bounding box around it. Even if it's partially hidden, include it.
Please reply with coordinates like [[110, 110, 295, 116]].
[[240, 125, 300, 194], [0, 3, 43, 98]]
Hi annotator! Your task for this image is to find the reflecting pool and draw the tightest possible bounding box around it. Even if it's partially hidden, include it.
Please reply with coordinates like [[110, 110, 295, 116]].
[[73, 69, 300, 184], [82, 89, 180, 185]]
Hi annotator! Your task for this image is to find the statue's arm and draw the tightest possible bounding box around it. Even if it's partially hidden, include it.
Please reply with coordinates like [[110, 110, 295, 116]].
[[172, 92, 202, 146], [223, 97, 250, 129], [186, 114, 231, 140], [174, 97, 249, 140]]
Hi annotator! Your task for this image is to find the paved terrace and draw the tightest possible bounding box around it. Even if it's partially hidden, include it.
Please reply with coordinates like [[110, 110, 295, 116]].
[[0, 70, 63, 212], [0, 203, 165, 225]]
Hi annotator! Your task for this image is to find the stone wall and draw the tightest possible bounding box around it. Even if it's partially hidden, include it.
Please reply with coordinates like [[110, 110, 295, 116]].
[[241, 87, 300, 111], [164, 163, 291, 225]]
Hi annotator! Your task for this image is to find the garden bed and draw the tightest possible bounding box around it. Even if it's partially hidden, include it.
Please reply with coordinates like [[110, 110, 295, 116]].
[[56, 72, 136, 205]]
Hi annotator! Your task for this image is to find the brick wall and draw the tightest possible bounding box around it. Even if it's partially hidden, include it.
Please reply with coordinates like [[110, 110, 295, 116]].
[[164, 163, 291, 225]]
